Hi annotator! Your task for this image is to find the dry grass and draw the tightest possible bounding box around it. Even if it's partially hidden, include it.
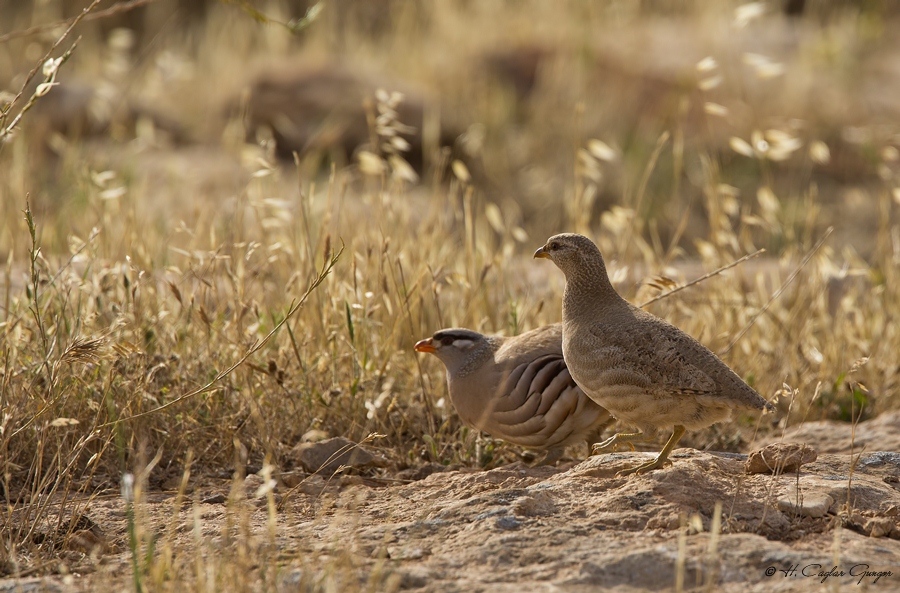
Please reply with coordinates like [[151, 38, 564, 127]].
[[0, 0, 898, 590]]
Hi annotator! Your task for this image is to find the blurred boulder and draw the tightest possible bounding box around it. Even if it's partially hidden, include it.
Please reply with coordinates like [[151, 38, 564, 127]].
[[234, 63, 460, 173], [19, 79, 186, 158], [480, 44, 552, 102]]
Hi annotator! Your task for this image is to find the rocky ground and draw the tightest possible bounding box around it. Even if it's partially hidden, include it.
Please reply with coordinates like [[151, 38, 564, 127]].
[[4, 413, 899, 592]]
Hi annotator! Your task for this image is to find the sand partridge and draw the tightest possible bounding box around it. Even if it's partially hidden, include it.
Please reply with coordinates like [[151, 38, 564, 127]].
[[534, 233, 774, 475], [415, 324, 614, 463]]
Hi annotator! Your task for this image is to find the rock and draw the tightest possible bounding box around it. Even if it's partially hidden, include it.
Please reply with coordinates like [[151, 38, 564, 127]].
[[395, 566, 440, 589], [232, 63, 460, 173], [495, 516, 521, 531], [294, 474, 328, 496], [511, 491, 557, 517], [243, 473, 265, 497], [861, 451, 900, 468], [866, 517, 896, 538], [776, 493, 834, 518], [291, 436, 388, 475], [387, 545, 429, 560], [746, 443, 818, 474], [478, 45, 552, 101], [201, 493, 226, 505], [277, 568, 304, 591]]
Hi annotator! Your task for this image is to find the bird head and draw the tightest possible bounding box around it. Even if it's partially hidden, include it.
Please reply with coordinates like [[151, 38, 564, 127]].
[[533, 233, 605, 277], [414, 328, 489, 375]]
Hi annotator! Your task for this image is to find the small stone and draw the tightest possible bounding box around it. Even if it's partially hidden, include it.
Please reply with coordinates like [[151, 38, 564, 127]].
[[512, 492, 557, 517], [278, 569, 304, 589], [746, 443, 817, 474], [776, 493, 834, 518], [397, 567, 434, 589], [387, 546, 429, 560], [292, 437, 388, 475], [861, 451, 900, 467], [646, 513, 681, 531], [201, 493, 227, 504], [866, 517, 895, 538], [339, 475, 367, 487], [496, 516, 521, 530], [243, 474, 265, 497], [295, 474, 328, 496]]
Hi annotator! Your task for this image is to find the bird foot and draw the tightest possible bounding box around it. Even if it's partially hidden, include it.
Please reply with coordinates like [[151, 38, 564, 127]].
[[615, 456, 671, 477], [591, 439, 614, 455], [591, 435, 638, 455]]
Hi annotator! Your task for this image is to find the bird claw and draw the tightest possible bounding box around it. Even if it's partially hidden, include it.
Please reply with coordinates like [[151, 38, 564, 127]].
[[591, 440, 615, 455], [615, 457, 671, 477], [591, 435, 638, 455]]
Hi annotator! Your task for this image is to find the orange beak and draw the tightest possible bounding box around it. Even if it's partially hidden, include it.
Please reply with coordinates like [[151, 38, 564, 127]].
[[414, 338, 436, 353]]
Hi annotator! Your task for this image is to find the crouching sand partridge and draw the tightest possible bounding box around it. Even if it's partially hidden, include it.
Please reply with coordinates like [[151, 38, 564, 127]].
[[534, 233, 775, 476], [414, 324, 614, 464]]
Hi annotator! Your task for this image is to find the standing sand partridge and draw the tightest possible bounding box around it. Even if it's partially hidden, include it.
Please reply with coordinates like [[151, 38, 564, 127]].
[[415, 324, 614, 464], [534, 233, 774, 475]]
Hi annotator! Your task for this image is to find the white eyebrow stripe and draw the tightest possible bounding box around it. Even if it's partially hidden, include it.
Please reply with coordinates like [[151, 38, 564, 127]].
[[452, 339, 475, 350]]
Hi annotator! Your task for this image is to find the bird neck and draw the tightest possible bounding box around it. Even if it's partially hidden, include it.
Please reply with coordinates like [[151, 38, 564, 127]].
[[562, 259, 625, 322]]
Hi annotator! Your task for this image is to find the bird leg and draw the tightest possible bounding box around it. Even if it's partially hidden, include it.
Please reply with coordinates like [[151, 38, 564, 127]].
[[591, 431, 651, 455], [532, 447, 564, 466], [616, 425, 687, 477]]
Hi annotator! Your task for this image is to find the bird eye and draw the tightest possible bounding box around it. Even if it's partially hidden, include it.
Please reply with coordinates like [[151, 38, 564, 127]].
[[441, 336, 454, 346], [549, 242, 559, 251]]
